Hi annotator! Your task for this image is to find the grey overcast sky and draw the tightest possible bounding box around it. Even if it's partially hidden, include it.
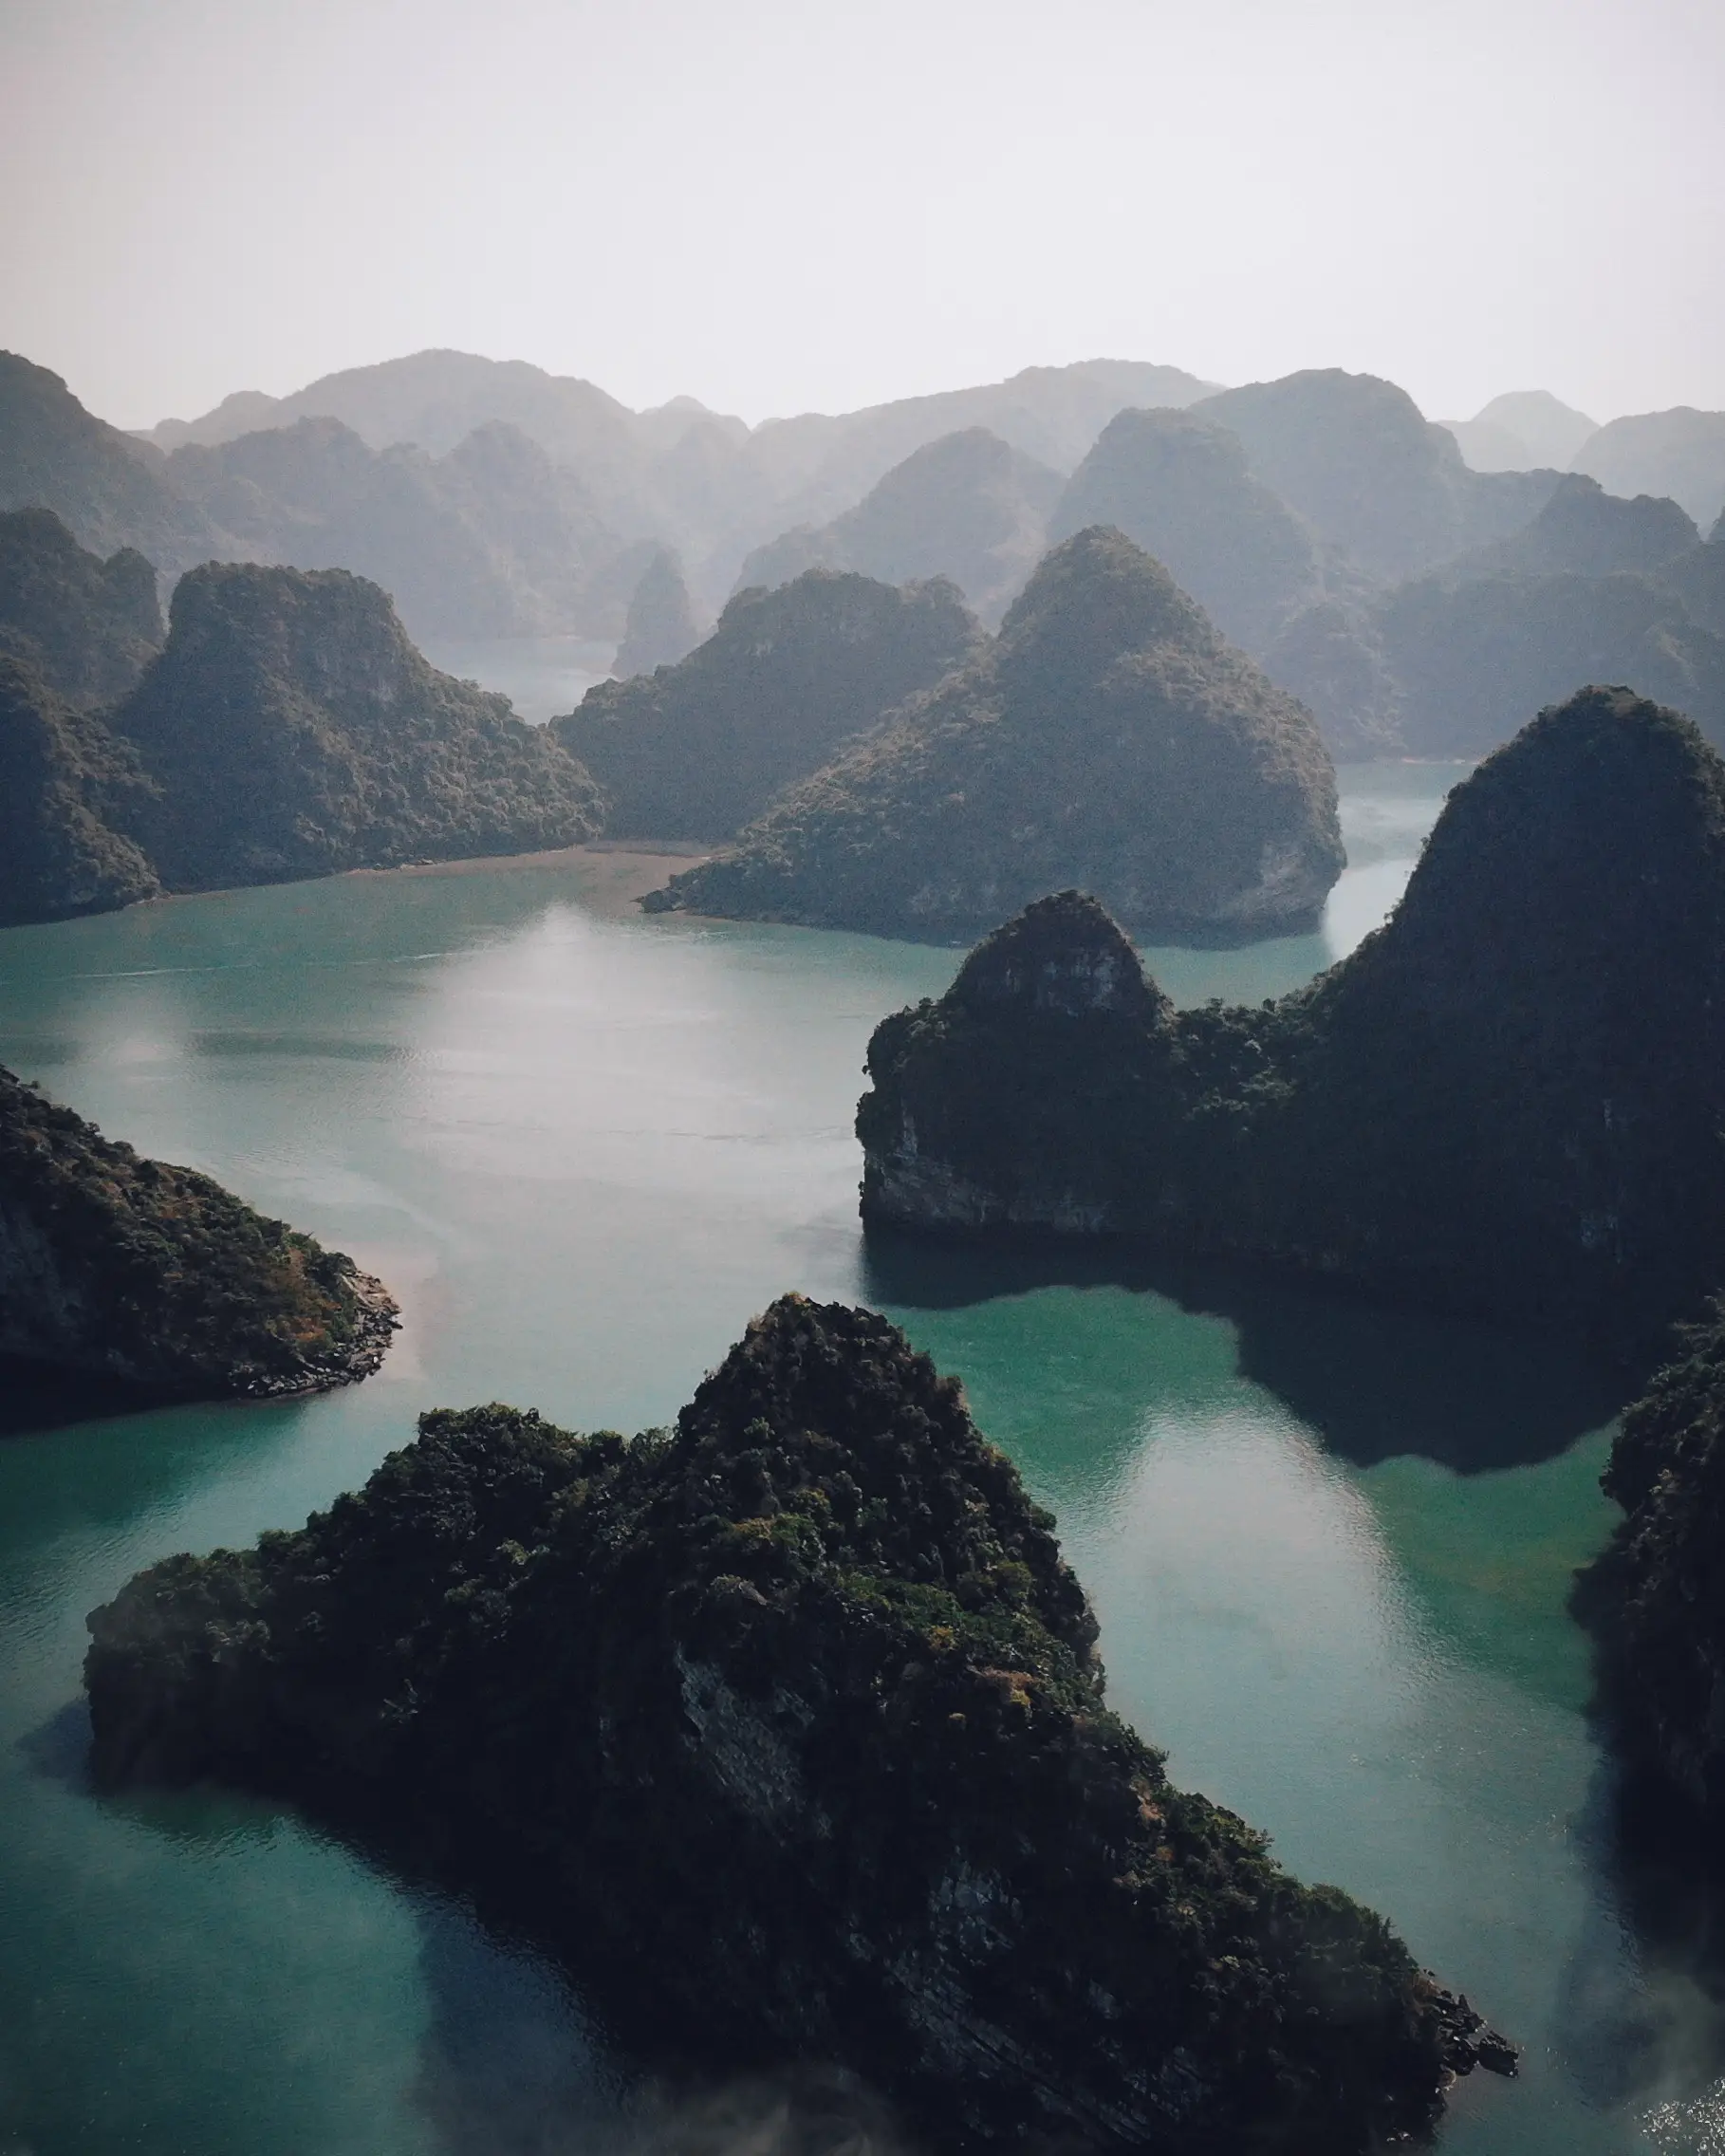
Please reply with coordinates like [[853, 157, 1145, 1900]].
[[2, 0, 1721, 431]]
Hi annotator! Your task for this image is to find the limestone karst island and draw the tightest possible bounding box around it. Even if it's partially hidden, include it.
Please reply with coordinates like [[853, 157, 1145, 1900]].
[[6, 9, 1725, 2147]]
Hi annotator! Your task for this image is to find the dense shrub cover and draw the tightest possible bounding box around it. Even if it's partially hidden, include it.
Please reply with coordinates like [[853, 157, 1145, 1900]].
[[556, 567, 978, 840], [111, 562, 603, 890], [85, 1293, 1511, 2148], [650, 529, 1343, 942], [0, 506, 162, 709], [0, 1064, 395, 1395], [859, 688, 1725, 1348], [0, 652, 159, 925]]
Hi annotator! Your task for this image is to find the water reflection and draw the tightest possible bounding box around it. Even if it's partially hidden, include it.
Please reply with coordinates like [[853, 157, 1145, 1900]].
[[862, 1233, 1622, 1474]]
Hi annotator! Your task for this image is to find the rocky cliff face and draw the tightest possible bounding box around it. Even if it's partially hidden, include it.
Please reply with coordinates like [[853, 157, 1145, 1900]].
[[649, 528, 1344, 943], [84, 1292, 1512, 2149], [111, 562, 603, 890], [0, 1065, 395, 1397], [859, 688, 1725, 1349]]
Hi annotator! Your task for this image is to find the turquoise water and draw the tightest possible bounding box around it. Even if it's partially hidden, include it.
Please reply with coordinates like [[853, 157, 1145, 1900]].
[[4, 767, 1722, 2154]]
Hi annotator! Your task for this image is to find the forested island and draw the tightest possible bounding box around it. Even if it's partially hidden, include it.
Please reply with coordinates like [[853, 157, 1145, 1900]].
[[858, 686, 1725, 1349], [647, 528, 1344, 942], [0, 557, 604, 923], [0, 1065, 395, 1398], [556, 567, 978, 840], [85, 1292, 1512, 2148], [0, 506, 162, 708]]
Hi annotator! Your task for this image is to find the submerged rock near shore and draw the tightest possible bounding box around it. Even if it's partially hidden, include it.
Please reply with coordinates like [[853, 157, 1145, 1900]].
[[84, 1293, 1513, 2148], [1, 1064, 396, 1398], [648, 528, 1344, 943], [858, 687, 1725, 1348]]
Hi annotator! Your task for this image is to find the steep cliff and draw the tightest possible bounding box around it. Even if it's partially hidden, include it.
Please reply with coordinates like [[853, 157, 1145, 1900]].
[[0, 1065, 395, 1397], [0, 507, 163, 708], [111, 563, 603, 890], [859, 688, 1725, 1348], [555, 568, 978, 841], [0, 654, 159, 927], [648, 528, 1344, 943], [84, 1292, 1512, 2149], [611, 545, 701, 676]]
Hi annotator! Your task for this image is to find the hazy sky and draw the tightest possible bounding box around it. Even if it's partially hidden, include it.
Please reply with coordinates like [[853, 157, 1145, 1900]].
[[3, 0, 1722, 432]]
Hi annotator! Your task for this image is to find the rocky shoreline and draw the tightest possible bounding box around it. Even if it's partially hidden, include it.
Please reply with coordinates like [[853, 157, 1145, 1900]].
[[0, 1063, 398, 1401]]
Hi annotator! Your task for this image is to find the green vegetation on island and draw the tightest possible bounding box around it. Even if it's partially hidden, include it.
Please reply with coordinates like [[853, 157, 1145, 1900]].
[[555, 567, 978, 840], [1577, 1307, 1725, 1816], [1274, 567, 1725, 758], [84, 1292, 1512, 2148], [859, 687, 1725, 1350], [111, 562, 603, 891], [0, 506, 162, 708], [0, 1064, 395, 1398], [649, 527, 1344, 942], [0, 653, 159, 926]]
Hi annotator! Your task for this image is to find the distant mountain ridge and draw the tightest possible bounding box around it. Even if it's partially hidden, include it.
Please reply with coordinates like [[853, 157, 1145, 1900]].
[[139, 349, 1220, 604], [735, 428, 1062, 623]]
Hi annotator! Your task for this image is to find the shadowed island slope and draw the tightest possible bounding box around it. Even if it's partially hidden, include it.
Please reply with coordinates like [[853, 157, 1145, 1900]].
[[1274, 567, 1725, 760], [646, 527, 1343, 943], [1577, 1310, 1725, 1819], [0, 1065, 395, 1399], [0, 507, 163, 708], [553, 567, 979, 841], [110, 562, 603, 891], [858, 687, 1725, 1350], [0, 654, 159, 926], [84, 1292, 1512, 2150]]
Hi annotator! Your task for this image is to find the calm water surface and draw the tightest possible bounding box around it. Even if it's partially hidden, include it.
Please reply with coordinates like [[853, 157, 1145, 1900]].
[[416, 632, 617, 723], [4, 766, 1721, 2155]]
